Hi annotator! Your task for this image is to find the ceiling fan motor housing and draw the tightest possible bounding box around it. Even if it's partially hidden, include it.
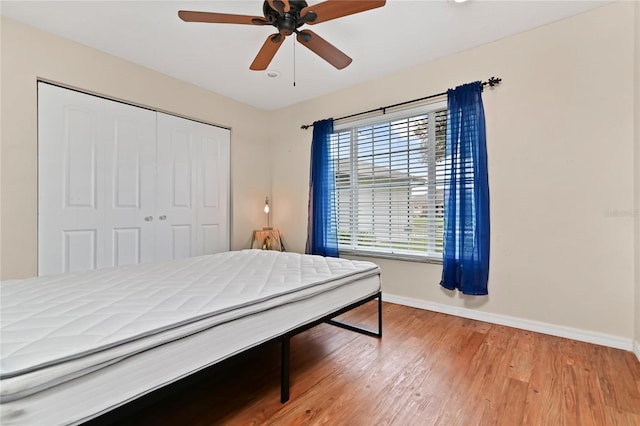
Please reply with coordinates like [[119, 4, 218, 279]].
[[263, 0, 312, 35]]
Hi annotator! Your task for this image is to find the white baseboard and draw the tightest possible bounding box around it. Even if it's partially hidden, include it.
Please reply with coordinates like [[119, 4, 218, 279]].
[[382, 293, 634, 353]]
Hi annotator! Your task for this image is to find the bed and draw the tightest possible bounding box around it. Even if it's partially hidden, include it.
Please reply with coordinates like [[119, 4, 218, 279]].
[[0, 250, 382, 425]]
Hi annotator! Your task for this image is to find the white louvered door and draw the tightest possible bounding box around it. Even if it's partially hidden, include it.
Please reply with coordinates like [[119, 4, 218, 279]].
[[38, 83, 229, 276]]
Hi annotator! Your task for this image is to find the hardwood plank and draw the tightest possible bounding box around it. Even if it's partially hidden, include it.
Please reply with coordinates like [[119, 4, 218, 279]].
[[507, 328, 535, 383], [473, 329, 526, 425], [350, 316, 465, 424], [435, 324, 521, 426], [626, 350, 640, 397], [263, 307, 423, 424], [522, 333, 567, 426], [497, 378, 529, 426], [595, 346, 640, 415], [375, 313, 464, 425], [266, 334, 423, 425]]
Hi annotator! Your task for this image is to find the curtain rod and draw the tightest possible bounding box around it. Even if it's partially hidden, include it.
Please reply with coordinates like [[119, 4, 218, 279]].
[[300, 76, 502, 130]]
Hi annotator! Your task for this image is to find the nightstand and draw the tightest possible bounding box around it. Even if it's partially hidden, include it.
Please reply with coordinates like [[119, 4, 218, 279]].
[[251, 228, 286, 251]]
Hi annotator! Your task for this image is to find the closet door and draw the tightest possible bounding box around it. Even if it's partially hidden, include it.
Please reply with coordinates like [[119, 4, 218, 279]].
[[38, 83, 157, 275], [156, 113, 230, 261]]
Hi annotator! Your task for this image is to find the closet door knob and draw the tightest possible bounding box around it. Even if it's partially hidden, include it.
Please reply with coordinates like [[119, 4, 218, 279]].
[[144, 216, 153, 222], [159, 215, 167, 221]]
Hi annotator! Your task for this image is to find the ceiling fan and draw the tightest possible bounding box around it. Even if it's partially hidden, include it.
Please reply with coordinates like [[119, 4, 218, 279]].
[[178, 0, 386, 71]]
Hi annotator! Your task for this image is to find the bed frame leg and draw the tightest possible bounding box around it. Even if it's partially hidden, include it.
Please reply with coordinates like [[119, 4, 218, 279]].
[[280, 335, 290, 403], [325, 292, 382, 338], [278, 292, 382, 404], [378, 293, 383, 338]]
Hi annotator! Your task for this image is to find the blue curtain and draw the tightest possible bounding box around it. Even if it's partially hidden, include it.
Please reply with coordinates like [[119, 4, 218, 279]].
[[440, 82, 490, 295], [305, 118, 339, 257]]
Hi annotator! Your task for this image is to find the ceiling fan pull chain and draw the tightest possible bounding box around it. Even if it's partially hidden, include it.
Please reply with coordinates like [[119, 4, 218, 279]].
[[293, 38, 296, 87]]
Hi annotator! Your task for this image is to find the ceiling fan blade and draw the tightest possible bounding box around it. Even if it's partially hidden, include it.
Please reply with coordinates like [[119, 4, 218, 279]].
[[296, 30, 352, 70], [300, 0, 385, 25], [178, 10, 269, 25], [268, 0, 291, 14], [250, 33, 286, 70]]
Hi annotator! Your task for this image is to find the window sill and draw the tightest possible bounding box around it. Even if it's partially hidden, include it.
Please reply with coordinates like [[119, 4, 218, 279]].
[[339, 249, 443, 265]]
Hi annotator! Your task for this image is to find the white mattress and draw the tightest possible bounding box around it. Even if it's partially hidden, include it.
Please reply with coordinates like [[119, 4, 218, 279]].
[[0, 250, 381, 425]]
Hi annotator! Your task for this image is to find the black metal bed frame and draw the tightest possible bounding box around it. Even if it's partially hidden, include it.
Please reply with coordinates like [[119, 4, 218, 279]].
[[278, 291, 382, 403], [86, 291, 382, 424]]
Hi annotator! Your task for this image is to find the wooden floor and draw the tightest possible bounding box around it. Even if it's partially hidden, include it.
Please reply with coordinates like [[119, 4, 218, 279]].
[[113, 302, 640, 426]]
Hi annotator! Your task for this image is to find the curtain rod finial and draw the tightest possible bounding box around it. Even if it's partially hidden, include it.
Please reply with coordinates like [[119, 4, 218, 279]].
[[487, 77, 502, 87]]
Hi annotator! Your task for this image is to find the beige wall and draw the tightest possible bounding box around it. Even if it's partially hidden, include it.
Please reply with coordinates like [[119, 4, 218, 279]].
[[634, 1, 640, 348], [270, 2, 637, 340], [0, 17, 272, 279]]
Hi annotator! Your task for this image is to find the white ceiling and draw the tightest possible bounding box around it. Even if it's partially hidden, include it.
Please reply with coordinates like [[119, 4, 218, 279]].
[[1, 0, 610, 110]]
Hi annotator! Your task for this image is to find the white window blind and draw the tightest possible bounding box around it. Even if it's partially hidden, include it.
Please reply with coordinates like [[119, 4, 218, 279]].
[[331, 105, 447, 261]]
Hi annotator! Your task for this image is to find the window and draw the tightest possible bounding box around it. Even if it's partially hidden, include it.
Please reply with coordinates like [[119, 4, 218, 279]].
[[331, 103, 447, 261]]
